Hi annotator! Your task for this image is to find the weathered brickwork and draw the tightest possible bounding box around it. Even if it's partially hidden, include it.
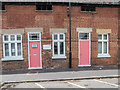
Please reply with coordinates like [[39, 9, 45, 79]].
[[0, 36, 1, 59], [118, 7, 120, 62], [0, 10, 2, 70], [1, 5, 120, 70]]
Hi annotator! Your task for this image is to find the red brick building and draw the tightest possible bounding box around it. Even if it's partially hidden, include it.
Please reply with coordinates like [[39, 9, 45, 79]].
[[0, 1, 120, 70]]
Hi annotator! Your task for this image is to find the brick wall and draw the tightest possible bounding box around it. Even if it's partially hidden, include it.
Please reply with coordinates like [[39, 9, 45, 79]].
[[0, 9, 2, 71], [1, 5, 119, 70], [70, 7, 119, 66], [118, 7, 120, 63], [0, 35, 2, 70]]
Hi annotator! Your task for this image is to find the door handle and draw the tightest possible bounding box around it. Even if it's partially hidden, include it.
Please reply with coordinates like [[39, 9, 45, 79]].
[[80, 53, 82, 55]]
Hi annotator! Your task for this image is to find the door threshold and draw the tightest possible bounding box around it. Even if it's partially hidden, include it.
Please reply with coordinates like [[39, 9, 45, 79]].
[[28, 67, 42, 70], [78, 65, 91, 67]]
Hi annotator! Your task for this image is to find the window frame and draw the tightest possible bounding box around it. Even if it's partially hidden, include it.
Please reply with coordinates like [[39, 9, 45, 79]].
[[81, 5, 96, 12], [98, 34, 110, 58], [29, 33, 41, 41], [79, 33, 90, 40], [36, 5, 52, 11], [2, 34, 23, 61], [52, 33, 66, 59], [0, 4, 6, 11]]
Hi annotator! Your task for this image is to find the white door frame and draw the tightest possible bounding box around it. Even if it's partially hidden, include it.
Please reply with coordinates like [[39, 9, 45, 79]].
[[78, 32, 91, 67], [28, 32, 42, 69]]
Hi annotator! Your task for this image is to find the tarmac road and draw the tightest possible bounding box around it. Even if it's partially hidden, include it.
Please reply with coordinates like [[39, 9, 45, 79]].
[[2, 78, 119, 89]]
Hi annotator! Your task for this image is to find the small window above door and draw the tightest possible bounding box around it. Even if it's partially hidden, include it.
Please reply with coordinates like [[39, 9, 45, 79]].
[[29, 33, 40, 41], [79, 33, 89, 40]]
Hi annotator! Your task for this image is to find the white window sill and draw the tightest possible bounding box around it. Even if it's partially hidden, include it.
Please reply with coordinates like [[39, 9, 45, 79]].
[[1, 57, 24, 61], [52, 56, 67, 59], [81, 11, 97, 13], [0, 10, 7, 12], [97, 54, 111, 58]]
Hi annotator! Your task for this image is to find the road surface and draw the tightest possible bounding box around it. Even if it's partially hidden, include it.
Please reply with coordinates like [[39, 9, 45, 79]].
[[2, 78, 119, 89]]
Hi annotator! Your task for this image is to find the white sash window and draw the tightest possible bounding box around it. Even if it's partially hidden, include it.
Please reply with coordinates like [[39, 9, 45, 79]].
[[52, 33, 66, 59], [2, 34, 23, 61], [98, 34, 110, 57]]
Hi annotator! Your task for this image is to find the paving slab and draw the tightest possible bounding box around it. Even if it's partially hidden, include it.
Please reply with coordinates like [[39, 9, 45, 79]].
[[1, 69, 119, 83]]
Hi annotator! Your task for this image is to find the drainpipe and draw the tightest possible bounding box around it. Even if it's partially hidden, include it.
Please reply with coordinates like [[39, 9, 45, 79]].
[[69, 1, 72, 68]]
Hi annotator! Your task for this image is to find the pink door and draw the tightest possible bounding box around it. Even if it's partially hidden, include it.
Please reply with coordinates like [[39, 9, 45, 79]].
[[79, 33, 90, 66], [29, 41, 41, 69]]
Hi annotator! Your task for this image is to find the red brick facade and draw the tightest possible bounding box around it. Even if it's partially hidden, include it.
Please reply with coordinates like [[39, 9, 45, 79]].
[[118, 7, 120, 63], [1, 4, 120, 70]]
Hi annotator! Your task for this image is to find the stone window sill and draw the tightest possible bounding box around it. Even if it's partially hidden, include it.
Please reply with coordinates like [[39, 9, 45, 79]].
[[1, 57, 24, 61], [97, 54, 111, 58]]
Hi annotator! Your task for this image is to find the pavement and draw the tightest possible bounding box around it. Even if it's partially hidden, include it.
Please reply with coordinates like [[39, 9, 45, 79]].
[[1, 65, 119, 89], [2, 65, 118, 75], [1, 67, 119, 84]]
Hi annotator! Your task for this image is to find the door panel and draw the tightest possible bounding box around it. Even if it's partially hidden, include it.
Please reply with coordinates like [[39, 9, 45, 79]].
[[79, 33, 90, 66], [79, 40, 90, 66], [29, 41, 41, 68]]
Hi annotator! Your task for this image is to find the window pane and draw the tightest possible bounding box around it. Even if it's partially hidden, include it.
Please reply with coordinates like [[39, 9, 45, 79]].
[[4, 35, 8, 41], [104, 42, 107, 53], [81, 6, 96, 12], [5, 43, 9, 56], [60, 42, 64, 54], [29, 34, 39, 40], [54, 42, 58, 54], [17, 43, 21, 56], [79, 33, 89, 40], [36, 5, 52, 10], [98, 34, 102, 40], [54, 34, 57, 40], [104, 35, 107, 40], [11, 43, 15, 56], [17, 35, 21, 41], [98, 42, 102, 54], [41, 5, 46, 10], [11, 35, 15, 41], [46, 5, 52, 10], [60, 34, 63, 40]]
